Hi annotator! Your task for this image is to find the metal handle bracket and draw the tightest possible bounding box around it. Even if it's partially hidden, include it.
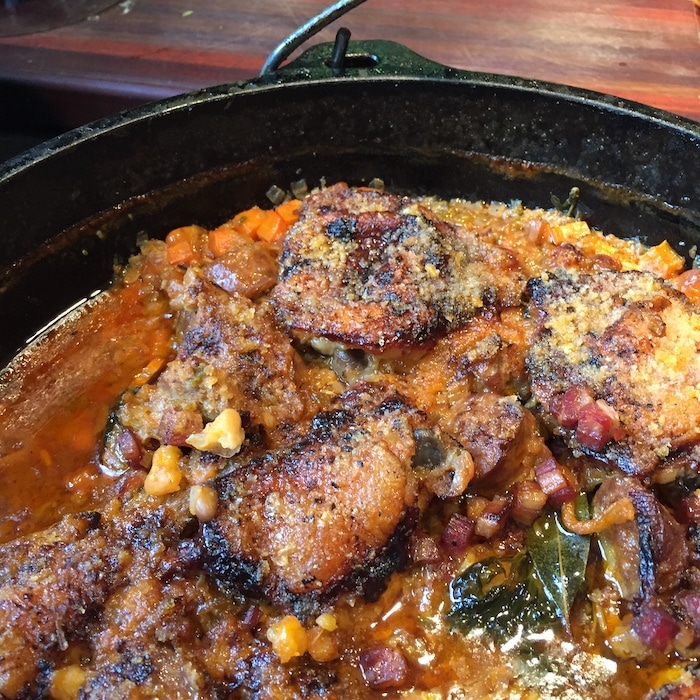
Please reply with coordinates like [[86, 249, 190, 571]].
[[260, 0, 369, 76]]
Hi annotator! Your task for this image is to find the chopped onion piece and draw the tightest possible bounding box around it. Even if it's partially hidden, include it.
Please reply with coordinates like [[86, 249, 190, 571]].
[[561, 497, 634, 535], [412, 534, 441, 563], [266, 185, 286, 205], [290, 179, 309, 199]]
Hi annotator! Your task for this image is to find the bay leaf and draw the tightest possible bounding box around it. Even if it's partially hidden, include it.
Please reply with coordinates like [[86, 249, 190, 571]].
[[447, 555, 558, 641], [526, 506, 590, 629]]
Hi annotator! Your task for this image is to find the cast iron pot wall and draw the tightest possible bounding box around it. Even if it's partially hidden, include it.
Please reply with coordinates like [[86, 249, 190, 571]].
[[1, 42, 699, 365]]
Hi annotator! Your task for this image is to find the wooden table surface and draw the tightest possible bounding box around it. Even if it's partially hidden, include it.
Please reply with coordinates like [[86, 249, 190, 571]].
[[0, 0, 698, 141]]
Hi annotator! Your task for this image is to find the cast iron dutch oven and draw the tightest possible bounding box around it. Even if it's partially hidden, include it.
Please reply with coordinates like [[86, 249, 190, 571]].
[[1, 17, 699, 366]]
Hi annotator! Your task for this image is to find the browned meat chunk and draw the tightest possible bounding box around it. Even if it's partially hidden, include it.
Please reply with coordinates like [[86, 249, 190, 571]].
[[444, 393, 547, 496], [200, 383, 427, 615], [203, 235, 279, 299], [79, 576, 259, 700], [402, 307, 531, 413], [272, 184, 525, 351], [527, 269, 700, 475], [117, 270, 305, 447], [594, 475, 689, 603], [0, 511, 328, 699], [0, 513, 113, 697], [0, 484, 195, 699]]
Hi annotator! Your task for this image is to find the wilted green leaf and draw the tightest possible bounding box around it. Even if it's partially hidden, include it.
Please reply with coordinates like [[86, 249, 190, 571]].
[[526, 506, 590, 628], [447, 554, 558, 642]]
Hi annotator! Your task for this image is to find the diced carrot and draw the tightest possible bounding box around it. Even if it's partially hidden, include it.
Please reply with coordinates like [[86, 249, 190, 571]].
[[256, 210, 287, 244], [549, 221, 591, 245], [548, 225, 565, 245], [165, 224, 205, 247], [132, 357, 166, 387], [208, 223, 247, 258], [639, 240, 685, 279], [165, 225, 206, 265], [232, 206, 267, 237], [166, 239, 197, 266], [276, 198, 303, 226], [672, 268, 700, 303]]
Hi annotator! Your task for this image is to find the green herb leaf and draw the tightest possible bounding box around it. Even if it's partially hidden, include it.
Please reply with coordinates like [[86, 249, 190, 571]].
[[526, 507, 590, 629], [447, 554, 558, 642]]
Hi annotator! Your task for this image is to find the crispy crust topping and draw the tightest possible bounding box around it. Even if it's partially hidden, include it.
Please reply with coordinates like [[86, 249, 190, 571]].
[[527, 268, 700, 475], [272, 183, 525, 350]]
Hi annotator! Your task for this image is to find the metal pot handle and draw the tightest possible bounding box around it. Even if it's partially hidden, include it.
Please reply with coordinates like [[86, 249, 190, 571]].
[[260, 0, 368, 76]]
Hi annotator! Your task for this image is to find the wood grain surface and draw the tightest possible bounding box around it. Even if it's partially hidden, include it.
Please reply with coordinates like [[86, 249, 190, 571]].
[[0, 0, 698, 133]]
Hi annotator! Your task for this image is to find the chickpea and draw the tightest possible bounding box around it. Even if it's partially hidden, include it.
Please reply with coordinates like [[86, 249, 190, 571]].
[[189, 485, 219, 522], [266, 615, 308, 663], [144, 445, 183, 496]]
